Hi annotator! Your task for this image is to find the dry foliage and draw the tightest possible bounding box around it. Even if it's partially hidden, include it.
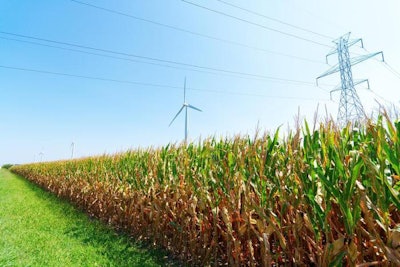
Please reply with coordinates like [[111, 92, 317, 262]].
[[11, 116, 400, 266]]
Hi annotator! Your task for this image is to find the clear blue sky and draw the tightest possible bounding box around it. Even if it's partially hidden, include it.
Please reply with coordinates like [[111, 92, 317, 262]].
[[1, 0, 400, 165]]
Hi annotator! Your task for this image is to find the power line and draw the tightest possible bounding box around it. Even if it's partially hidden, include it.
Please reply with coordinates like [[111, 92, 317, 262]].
[[0, 36, 316, 87], [0, 36, 334, 95], [0, 31, 240, 76], [0, 36, 257, 81], [370, 90, 399, 108], [289, 1, 348, 34], [189, 87, 330, 101], [362, 47, 400, 81], [0, 64, 180, 89], [69, 0, 324, 65], [215, 0, 333, 40], [1, 35, 324, 85], [181, 0, 332, 48], [0, 64, 329, 101], [383, 61, 400, 80], [0, 36, 180, 69], [0, 31, 321, 85]]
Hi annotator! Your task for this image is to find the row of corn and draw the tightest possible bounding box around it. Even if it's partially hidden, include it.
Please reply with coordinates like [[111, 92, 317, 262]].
[[11, 116, 400, 266]]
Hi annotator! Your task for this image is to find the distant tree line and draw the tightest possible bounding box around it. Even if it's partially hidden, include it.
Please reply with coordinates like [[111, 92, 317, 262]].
[[1, 164, 14, 169]]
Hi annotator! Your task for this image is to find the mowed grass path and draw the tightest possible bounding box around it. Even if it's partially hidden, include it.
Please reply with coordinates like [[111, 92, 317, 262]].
[[0, 168, 170, 267]]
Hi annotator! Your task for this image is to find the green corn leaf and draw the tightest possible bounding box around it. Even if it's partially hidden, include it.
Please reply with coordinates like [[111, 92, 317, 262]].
[[344, 158, 363, 202], [329, 251, 346, 267]]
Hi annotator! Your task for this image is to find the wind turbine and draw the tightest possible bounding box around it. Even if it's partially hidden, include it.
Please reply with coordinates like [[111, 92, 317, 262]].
[[39, 151, 44, 162], [169, 77, 202, 143], [71, 142, 75, 159]]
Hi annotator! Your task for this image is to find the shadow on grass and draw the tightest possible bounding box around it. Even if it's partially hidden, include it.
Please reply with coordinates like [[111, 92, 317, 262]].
[[12, 172, 182, 267]]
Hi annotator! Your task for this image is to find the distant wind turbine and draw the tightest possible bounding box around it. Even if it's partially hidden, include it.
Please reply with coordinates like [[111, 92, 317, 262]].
[[39, 151, 44, 162], [169, 77, 202, 143], [71, 142, 75, 159]]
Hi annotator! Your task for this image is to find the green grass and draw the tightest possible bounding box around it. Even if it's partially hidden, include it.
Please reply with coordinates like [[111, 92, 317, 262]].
[[0, 168, 172, 267]]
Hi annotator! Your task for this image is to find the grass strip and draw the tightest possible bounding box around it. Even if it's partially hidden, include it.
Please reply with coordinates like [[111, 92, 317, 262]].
[[0, 168, 171, 267]]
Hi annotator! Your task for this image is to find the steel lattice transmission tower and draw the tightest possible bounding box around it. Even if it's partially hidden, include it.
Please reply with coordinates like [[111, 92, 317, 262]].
[[317, 33, 384, 126]]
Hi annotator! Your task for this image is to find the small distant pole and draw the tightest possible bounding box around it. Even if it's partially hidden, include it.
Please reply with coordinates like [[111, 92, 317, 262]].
[[39, 152, 44, 162], [71, 142, 75, 159]]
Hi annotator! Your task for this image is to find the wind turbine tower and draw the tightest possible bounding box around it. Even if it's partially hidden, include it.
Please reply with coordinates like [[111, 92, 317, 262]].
[[71, 142, 75, 159], [169, 77, 202, 143]]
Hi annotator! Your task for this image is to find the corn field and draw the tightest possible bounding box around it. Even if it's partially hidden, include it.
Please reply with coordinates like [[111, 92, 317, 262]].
[[11, 116, 400, 266]]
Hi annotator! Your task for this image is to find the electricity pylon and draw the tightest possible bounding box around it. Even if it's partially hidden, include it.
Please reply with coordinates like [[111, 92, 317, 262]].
[[317, 32, 384, 126]]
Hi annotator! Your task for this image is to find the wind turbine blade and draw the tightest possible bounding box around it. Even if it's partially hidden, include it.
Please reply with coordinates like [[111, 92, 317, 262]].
[[169, 105, 185, 126], [187, 104, 202, 112]]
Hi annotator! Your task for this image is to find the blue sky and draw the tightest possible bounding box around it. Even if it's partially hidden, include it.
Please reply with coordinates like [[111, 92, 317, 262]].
[[1, 0, 400, 165]]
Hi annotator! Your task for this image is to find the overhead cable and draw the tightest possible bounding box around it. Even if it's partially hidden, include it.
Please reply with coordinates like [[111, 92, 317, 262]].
[[0, 64, 329, 101], [383, 62, 400, 80], [181, 0, 332, 48], [215, 0, 333, 40], [69, 0, 324, 64], [0, 31, 320, 85]]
